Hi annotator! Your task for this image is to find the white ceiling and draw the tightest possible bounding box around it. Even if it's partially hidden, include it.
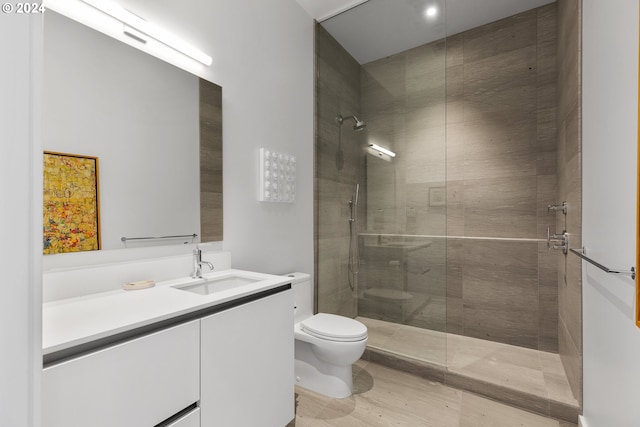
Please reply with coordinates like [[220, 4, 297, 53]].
[[296, 0, 555, 64], [295, 0, 370, 21]]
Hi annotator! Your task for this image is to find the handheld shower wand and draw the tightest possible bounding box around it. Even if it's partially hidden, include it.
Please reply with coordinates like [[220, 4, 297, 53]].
[[349, 184, 359, 222], [348, 184, 360, 291], [354, 183, 359, 206]]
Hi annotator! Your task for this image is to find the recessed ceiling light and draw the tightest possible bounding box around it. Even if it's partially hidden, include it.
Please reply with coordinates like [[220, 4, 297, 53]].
[[425, 6, 437, 17]]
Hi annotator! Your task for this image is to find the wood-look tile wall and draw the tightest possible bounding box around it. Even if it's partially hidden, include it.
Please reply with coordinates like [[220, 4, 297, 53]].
[[314, 25, 364, 317], [556, 0, 583, 406], [446, 5, 559, 352], [361, 39, 447, 235]]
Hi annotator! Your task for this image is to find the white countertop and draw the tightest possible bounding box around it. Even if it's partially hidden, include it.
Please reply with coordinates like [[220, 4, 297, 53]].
[[43, 269, 291, 355]]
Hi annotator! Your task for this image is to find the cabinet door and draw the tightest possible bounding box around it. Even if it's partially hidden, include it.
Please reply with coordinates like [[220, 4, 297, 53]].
[[200, 290, 294, 427], [42, 320, 200, 427]]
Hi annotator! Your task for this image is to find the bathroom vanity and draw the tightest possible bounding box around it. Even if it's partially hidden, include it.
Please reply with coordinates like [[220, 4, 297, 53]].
[[42, 269, 294, 427]]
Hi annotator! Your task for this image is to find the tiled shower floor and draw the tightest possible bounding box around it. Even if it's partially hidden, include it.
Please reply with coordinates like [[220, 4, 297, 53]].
[[288, 360, 577, 427], [357, 317, 580, 423]]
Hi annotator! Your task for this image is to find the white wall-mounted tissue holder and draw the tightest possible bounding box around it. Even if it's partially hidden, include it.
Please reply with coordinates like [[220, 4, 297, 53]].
[[259, 148, 296, 203]]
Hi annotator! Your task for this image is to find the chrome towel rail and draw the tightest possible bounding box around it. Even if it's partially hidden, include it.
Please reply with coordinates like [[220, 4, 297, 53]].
[[121, 233, 198, 242], [569, 248, 636, 280]]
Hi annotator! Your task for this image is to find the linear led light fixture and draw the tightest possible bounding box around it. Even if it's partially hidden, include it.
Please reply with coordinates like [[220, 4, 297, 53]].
[[369, 143, 396, 158], [79, 0, 212, 66]]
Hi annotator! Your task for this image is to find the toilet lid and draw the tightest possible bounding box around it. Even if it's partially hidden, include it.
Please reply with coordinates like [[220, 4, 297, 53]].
[[301, 313, 368, 342]]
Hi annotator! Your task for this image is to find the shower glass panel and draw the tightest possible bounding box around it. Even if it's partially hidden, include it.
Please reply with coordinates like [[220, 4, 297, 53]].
[[315, 0, 447, 370]]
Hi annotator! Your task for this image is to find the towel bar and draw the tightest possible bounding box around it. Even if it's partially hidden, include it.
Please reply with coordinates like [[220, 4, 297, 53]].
[[121, 233, 198, 242], [569, 248, 635, 280]]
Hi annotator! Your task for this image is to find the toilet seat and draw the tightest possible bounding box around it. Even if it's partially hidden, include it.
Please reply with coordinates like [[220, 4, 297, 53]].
[[301, 313, 368, 342]]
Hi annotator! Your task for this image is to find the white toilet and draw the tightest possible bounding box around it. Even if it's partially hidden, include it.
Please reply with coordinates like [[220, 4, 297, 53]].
[[287, 272, 368, 399]]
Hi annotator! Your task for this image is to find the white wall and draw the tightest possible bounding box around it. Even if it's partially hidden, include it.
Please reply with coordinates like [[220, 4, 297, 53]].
[[0, 13, 42, 427], [198, 0, 314, 276], [582, 1, 640, 426]]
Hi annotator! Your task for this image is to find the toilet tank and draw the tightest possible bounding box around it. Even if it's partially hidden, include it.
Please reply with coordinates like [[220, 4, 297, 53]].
[[285, 272, 313, 323]]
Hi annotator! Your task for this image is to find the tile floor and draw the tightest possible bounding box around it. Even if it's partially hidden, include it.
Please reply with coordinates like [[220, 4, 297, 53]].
[[357, 317, 579, 422], [287, 359, 577, 426]]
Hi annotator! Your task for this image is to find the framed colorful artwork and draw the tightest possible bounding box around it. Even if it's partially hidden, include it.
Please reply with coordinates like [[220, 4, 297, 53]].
[[43, 151, 101, 254]]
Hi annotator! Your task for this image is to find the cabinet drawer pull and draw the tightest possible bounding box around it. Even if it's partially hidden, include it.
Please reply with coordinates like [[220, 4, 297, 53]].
[[155, 402, 199, 427]]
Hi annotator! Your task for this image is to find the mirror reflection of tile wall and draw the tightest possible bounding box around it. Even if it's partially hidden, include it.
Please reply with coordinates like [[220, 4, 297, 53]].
[[199, 79, 223, 242]]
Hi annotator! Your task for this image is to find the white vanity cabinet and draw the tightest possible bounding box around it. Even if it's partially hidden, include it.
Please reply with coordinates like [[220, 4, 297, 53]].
[[200, 289, 294, 427], [42, 320, 200, 427]]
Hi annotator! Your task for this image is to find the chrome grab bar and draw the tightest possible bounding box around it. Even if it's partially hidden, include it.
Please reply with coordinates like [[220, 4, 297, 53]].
[[569, 248, 636, 280], [121, 233, 198, 242], [547, 227, 568, 254]]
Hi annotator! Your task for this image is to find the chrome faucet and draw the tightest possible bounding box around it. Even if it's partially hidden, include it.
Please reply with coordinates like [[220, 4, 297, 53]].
[[191, 246, 214, 278]]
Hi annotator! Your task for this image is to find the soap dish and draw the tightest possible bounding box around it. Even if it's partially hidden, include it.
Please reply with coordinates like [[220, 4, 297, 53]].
[[123, 280, 156, 291]]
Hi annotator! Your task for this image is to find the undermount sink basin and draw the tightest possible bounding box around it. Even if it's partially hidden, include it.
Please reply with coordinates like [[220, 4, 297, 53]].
[[174, 275, 261, 295]]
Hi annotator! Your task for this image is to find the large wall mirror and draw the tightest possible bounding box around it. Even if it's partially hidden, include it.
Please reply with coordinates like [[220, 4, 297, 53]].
[[43, 11, 222, 255]]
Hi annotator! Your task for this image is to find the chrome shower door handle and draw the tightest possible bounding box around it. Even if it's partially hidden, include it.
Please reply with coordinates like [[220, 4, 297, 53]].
[[547, 226, 550, 249]]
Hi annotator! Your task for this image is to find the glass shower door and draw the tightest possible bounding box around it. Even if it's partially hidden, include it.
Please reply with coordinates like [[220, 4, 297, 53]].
[[357, 36, 447, 368], [315, 0, 447, 370]]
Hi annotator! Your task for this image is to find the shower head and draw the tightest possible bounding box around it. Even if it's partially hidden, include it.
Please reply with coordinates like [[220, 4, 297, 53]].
[[336, 114, 366, 132], [352, 116, 367, 131]]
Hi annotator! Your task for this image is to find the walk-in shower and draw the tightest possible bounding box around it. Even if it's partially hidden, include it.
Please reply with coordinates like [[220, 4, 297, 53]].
[[315, 0, 582, 418]]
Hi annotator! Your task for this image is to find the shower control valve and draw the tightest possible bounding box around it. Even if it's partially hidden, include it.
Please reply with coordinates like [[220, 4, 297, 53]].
[[547, 201, 567, 215], [547, 227, 568, 254]]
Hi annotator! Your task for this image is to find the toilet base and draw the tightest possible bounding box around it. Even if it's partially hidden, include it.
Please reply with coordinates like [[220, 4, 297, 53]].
[[294, 341, 354, 398], [295, 358, 353, 399]]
